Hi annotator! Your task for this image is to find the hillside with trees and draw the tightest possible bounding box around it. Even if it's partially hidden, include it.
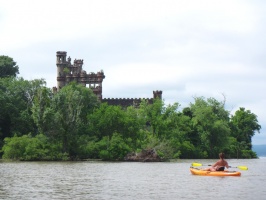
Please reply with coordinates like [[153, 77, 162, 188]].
[[0, 56, 261, 161]]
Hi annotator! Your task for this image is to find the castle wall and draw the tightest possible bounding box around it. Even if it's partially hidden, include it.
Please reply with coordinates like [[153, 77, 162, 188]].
[[102, 98, 154, 108], [55, 51, 162, 106]]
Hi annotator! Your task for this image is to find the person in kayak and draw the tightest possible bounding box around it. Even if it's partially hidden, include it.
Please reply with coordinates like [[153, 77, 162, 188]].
[[204, 153, 229, 171]]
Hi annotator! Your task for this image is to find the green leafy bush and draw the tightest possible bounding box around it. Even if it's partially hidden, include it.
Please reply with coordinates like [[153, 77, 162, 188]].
[[108, 133, 131, 160], [1, 135, 29, 160], [241, 150, 258, 158], [1, 134, 67, 161]]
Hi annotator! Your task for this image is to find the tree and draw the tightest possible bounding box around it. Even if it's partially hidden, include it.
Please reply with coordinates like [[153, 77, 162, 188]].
[[32, 87, 53, 134], [0, 56, 19, 78], [0, 77, 46, 149], [87, 103, 128, 140], [190, 97, 231, 158], [230, 107, 261, 150], [42, 82, 99, 157], [182, 107, 200, 147], [138, 98, 167, 138]]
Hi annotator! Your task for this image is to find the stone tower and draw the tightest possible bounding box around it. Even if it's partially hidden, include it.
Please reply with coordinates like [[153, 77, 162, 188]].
[[56, 51, 68, 89], [153, 90, 162, 99], [55, 51, 105, 100]]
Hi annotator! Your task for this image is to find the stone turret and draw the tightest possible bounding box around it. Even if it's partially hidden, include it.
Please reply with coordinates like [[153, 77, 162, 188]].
[[153, 90, 162, 99], [55, 51, 105, 100], [56, 51, 68, 89]]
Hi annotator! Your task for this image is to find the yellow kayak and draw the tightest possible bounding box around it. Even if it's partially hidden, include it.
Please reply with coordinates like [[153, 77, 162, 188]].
[[190, 167, 241, 176]]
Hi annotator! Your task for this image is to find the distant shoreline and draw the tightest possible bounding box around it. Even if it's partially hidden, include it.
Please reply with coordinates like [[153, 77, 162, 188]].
[[253, 145, 266, 157]]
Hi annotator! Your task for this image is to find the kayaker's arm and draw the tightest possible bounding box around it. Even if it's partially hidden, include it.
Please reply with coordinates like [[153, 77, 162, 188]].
[[212, 161, 219, 168], [225, 162, 229, 169]]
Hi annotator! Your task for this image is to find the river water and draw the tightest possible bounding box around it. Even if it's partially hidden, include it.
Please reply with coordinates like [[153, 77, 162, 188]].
[[0, 158, 266, 200]]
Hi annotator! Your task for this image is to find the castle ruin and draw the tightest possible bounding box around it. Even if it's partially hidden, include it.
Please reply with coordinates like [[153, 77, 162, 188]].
[[54, 51, 105, 100], [54, 51, 162, 107]]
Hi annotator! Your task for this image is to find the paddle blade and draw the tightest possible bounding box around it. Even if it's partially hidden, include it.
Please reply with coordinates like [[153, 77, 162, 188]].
[[229, 165, 248, 170], [238, 166, 248, 170], [192, 162, 203, 167]]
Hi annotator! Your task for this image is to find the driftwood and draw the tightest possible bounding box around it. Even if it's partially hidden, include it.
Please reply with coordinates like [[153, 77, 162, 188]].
[[124, 149, 162, 162]]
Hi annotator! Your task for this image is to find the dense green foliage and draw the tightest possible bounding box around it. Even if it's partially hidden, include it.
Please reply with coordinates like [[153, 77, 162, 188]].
[[0, 77, 46, 146], [0, 57, 261, 161], [0, 56, 19, 78]]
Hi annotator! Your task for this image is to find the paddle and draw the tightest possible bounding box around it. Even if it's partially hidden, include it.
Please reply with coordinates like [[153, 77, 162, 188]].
[[228, 166, 248, 170], [191, 162, 248, 170]]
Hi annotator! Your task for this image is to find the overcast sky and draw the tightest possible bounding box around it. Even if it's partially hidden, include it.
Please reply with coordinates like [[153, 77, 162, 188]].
[[1, 0, 265, 145]]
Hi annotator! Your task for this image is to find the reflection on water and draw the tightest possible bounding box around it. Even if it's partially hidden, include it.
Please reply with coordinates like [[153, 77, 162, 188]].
[[0, 158, 266, 200]]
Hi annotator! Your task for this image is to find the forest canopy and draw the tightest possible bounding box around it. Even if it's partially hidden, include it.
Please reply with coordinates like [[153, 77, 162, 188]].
[[0, 56, 261, 161]]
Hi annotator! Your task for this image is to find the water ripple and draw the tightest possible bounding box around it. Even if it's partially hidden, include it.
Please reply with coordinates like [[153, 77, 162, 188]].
[[0, 159, 265, 200]]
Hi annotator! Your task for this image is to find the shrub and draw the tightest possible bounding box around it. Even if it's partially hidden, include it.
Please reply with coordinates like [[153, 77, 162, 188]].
[[108, 133, 131, 160], [1, 134, 66, 161]]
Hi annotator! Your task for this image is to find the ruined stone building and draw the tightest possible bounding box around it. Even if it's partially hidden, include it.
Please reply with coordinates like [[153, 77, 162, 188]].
[[54, 51, 162, 107], [54, 51, 105, 100]]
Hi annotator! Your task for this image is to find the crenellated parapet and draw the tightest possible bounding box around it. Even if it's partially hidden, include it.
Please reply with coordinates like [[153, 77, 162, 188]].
[[102, 91, 162, 108], [102, 98, 152, 108]]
